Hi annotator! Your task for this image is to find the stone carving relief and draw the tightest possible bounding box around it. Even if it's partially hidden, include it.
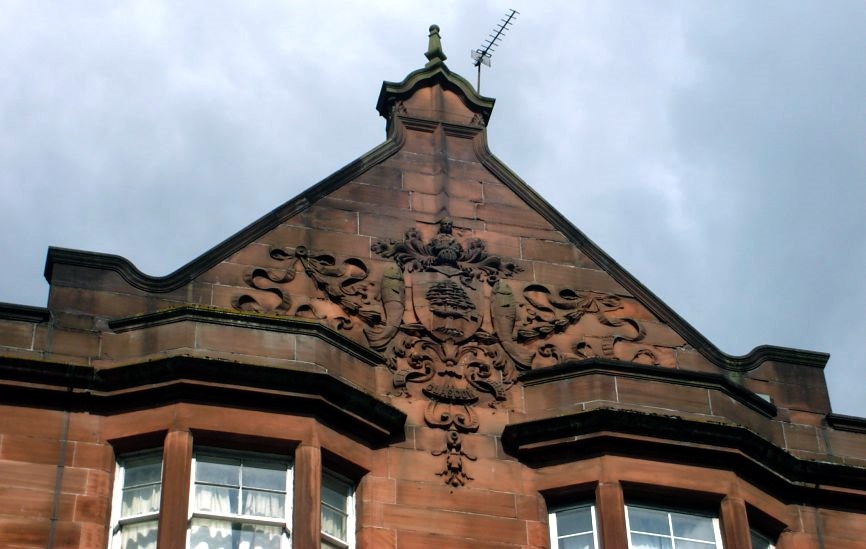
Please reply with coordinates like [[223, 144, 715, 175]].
[[232, 246, 380, 333], [234, 218, 658, 485]]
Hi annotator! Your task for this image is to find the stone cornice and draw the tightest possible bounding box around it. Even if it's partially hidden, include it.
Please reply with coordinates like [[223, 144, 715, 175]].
[[0, 302, 50, 323], [502, 408, 866, 509], [108, 305, 384, 367], [827, 413, 866, 434], [0, 355, 405, 446], [519, 358, 777, 417]]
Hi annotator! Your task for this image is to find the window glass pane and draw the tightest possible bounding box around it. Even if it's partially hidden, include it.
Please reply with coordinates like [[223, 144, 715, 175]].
[[195, 485, 239, 514], [189, 518, 232, 549], [557, 506, 593, 536], [121, 485, 161, 517], [628, 507, 670, 535], [560, 532, 596, 549], [670, 513, 715, 542], [322, 484, 348, 512], [119, 519, 158, 549], [196, 457, 241, 486], [243, 462, 286, 491], [123, 460, 162, 488], [243, 488, 285, 518], [322, 475, 350, 511], [322, 505, 347, 540], [321, 473, 351, 543], [629, 533, 672, 549]]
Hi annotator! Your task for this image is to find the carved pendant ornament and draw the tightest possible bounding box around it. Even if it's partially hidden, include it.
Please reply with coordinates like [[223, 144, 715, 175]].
[[234, 218, 655, 486]]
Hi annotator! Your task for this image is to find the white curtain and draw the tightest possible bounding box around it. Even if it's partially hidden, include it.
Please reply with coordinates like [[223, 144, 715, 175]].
[[118, 486, 160, 549], [194, 484, 283, 518], [189, 518, 283, 549], [239, 524, 283, 549], [121, 485, 160, 517], [120, 520, 158, 549], [243, 490, 284, 518], [191, 485, 284, 549], [321, 506, 346, 541], [195, 485, 234, 514], [189, 518, 233, 549]]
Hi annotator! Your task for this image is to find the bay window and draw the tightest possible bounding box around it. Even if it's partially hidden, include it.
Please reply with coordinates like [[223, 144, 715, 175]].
[[110, 444, 357, 549]]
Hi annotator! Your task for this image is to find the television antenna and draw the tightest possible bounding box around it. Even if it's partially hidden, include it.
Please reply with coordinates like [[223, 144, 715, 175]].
[[471, 9, 519, 93]]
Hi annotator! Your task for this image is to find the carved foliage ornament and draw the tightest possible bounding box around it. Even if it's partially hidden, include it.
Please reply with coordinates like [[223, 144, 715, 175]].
[[234, 218, 654, 486]]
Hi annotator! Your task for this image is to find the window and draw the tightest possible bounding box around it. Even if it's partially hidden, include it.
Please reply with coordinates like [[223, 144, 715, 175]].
[[321, 471, 355, 549], [188, 451, 292, 549], [549, 504, 598, 549], [110, 452, 162, 549], [625, 505, 723, 549]]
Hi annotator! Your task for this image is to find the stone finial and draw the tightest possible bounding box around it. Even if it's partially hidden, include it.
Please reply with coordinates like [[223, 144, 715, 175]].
[[425, 24, 447, 67]]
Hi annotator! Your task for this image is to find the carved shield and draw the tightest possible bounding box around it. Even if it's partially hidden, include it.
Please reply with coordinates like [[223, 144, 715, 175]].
[[411, 272, 483, 343]]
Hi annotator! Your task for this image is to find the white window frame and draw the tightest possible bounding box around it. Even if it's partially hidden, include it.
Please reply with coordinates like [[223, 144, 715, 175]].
[[187, 448, 293, 549], [320, 470, 355, 549], [108, 450, 163, 549], [625, 504, 723, 548], [548, 503, 599, 549]]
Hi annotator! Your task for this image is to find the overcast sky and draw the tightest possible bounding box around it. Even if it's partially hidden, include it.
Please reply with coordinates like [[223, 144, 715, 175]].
[[2, 1, 865, 415]]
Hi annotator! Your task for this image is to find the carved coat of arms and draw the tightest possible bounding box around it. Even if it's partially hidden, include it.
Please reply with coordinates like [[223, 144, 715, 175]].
[[234, 217, 653, 486]]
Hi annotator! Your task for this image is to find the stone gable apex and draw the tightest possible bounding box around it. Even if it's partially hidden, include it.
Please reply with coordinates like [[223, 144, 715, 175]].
[[42, 47, 827, 376]]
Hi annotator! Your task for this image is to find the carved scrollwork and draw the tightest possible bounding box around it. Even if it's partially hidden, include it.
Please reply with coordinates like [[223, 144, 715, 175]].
[[234, 216, 660, 485], [233, 246, 381, 333], [495, 285, 648, 367]]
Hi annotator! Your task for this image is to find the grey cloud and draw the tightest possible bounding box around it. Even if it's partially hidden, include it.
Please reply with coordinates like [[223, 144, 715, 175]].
[[1, 1, 864, 415]]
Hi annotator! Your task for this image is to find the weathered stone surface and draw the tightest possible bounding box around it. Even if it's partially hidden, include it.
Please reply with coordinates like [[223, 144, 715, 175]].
[[1, 29, 862, 549]]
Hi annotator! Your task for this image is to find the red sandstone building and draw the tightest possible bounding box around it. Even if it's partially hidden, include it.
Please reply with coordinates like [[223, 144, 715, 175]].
[[2, 26, 866, 549]]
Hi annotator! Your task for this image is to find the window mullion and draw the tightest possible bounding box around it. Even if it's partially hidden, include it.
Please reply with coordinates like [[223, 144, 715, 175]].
[[158, 430, 193, 548], [596, 481, 627, 548], [293, 444, 322, 548], [720, 495, 751, 548]]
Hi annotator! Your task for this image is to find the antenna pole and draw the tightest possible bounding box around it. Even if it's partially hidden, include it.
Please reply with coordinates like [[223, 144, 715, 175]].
[[471, 9, 519, 93]]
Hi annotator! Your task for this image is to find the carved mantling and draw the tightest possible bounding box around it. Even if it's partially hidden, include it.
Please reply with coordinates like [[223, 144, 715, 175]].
[[234, 219, 657, 486]]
